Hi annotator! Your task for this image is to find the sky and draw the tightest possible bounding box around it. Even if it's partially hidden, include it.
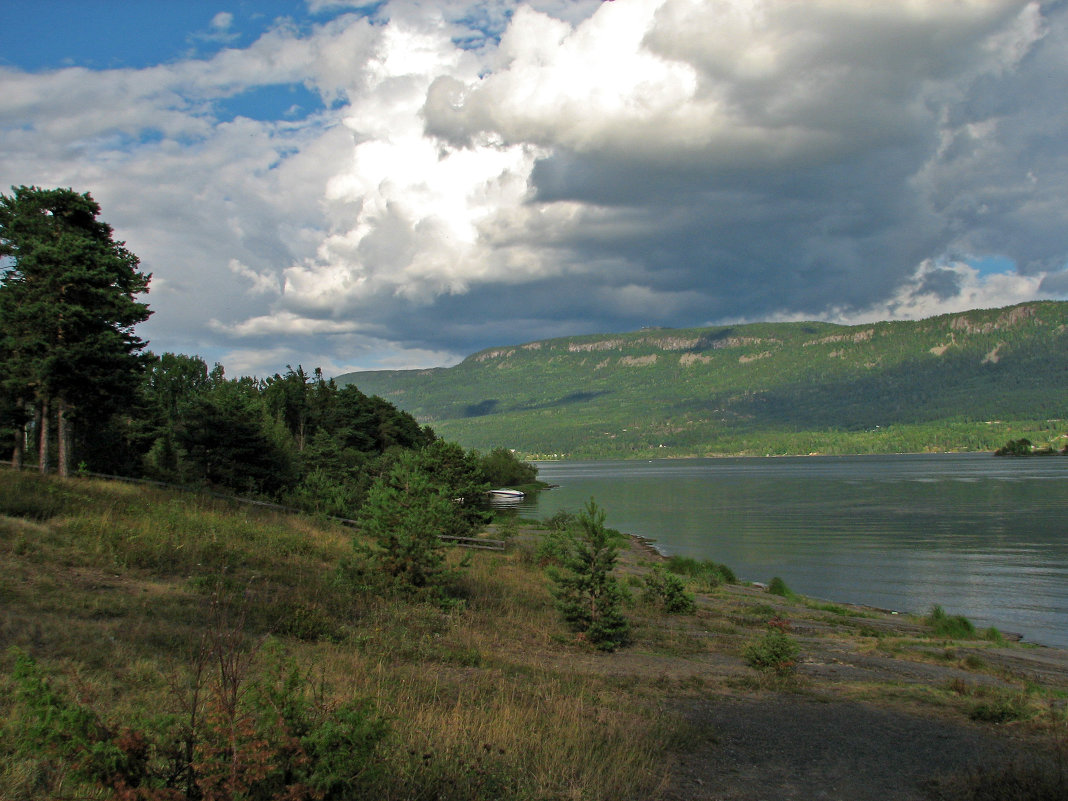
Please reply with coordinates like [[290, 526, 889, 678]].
[[2, 0, 1067, 378]]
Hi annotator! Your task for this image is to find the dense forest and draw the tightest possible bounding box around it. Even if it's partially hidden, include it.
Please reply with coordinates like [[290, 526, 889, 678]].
[[0, 186, 537, 520]]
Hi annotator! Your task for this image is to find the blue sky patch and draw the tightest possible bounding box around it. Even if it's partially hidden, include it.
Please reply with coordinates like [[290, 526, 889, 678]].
[[215, 83, 325, 123], [0, 1, 351, 72], [966, 255, 1017, 277]]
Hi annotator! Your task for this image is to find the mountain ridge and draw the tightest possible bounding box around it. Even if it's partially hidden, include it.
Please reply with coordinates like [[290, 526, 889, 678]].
[[335, 301, 1068, 458]]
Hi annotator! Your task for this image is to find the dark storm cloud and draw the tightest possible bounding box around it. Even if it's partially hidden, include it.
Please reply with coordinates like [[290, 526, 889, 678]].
[[4, 0, 1067, 375]]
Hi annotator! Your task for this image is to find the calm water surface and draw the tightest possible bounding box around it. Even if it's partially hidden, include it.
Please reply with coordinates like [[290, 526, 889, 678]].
[[516, 454, 1068, 648]]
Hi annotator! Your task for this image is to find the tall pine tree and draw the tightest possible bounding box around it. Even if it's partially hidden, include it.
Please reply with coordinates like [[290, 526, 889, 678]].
[[0, 186, 151, 475]]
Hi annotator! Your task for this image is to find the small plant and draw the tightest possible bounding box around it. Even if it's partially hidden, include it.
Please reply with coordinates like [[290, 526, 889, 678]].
[[766, 616, 791, 633], [641, 566, 696, 615], [495, 513, 519, 541], [743, 629, 800, 675], [984, 626, 1005, 644], [926, 605, 977, 639], [933, 754, 1068, 801], [962, 654, 987, 671], [808, 601, 850, 616]]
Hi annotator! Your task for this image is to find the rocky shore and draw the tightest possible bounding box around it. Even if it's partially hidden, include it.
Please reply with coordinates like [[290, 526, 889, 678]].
[[609, 533, 1068, 800]]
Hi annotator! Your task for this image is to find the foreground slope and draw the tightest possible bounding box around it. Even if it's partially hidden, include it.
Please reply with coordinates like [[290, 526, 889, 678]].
[[337, 301, 1068, 457], [3, 471, 1067, 800]]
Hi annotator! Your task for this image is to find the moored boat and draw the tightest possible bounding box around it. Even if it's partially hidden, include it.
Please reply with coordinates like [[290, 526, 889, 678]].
[[488, 488, 525, 499]]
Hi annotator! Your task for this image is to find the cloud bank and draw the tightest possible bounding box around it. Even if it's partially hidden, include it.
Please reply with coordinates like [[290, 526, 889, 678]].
[[2, 0, 1066, 376]]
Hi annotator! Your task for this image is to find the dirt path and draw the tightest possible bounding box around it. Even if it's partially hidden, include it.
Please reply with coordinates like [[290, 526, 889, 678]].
[[662, 694, 1034, 801]]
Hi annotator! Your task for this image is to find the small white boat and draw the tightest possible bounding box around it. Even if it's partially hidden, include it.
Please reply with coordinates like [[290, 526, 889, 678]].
[[488, 488, 525, 499]]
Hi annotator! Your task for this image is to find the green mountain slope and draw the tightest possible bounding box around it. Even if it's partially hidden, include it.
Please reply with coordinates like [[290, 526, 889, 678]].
[[335, 301, 1068, 457]]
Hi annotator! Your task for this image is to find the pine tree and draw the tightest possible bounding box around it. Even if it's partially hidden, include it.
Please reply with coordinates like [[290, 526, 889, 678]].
[[550, 499, 631, 651], [0, 186, 151, 475], [359, 451, 463, 593]]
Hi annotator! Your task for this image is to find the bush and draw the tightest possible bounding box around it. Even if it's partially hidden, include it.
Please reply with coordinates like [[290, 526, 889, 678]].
[[642, 566, 696, 614], [926, 605, 977, 639], [995, 438, 1034, 457], [744, 630, 800, 674], [664, 555, 736, 589], [544, 511, 577, 531], [767, 576, 794, 598], [7, 635, 388, 801], [535, 526, 574, 566]]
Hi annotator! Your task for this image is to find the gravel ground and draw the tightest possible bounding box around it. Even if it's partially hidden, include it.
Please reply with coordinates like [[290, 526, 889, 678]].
[[661, 695, 1032, 801]]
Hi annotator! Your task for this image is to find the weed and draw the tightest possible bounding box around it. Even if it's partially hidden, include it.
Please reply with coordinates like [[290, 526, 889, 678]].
[[970, 695, 1030, 724], [962, 654, 988, 671], [6, 600, 389, 801]]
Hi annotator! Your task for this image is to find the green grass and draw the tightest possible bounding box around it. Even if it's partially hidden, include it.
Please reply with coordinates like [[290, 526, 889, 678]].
[[664, 555, 736, 590]]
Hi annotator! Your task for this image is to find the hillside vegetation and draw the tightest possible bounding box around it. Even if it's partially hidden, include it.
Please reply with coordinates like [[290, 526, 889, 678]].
[[336, 302, 1068, 458]]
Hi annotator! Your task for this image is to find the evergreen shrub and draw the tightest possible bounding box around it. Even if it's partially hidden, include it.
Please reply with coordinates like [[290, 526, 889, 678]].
[[549, 499, 631, 651], [642, 566, 697, 614]]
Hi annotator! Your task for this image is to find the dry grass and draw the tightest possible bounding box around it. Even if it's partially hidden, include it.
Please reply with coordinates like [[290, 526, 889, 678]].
[[4, 470, 1067, 800], [0, 471, 672, 800]]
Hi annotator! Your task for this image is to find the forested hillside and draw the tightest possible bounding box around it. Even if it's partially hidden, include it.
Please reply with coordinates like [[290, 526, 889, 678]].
[[336, 302, 1068, 458]]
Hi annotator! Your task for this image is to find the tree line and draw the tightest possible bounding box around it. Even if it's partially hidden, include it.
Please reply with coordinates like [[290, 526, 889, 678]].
[[0, 186, 537, 522]]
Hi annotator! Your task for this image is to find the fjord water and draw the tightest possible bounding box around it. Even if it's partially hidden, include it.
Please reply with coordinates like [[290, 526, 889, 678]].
[[520, 454, 1068, 648]]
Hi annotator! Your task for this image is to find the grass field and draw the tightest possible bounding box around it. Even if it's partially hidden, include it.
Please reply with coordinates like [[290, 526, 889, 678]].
[[2, 469, 1066, 800]]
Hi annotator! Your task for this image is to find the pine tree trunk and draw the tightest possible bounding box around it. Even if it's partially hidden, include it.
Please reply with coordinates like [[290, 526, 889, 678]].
[[38, 395, 50, 474], [57, 397, 72, 478]]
